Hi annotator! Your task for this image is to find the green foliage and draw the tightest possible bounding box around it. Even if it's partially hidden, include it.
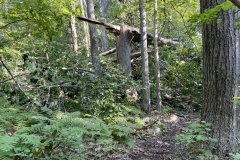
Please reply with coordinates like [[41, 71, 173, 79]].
[[0, 96, 138, 159], [0, 96, 50, 135], [77, 61, 142, 123], [189, 1, 234, 26], [175, 121, 217, 159], [230, 152, 240, 160], [229, 137, 240, 159], [1, 0, 80, 41]]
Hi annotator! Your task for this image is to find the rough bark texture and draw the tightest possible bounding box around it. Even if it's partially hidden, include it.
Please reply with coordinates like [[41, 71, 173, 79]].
[[139, 0, 150, 112], [154, 0, 161, 111], [86, 0, 101, 76], [79, 0, 89, 50], [201, 0, 240, 156], [98, 0, 111, 52], [118, 25, 132, 75]]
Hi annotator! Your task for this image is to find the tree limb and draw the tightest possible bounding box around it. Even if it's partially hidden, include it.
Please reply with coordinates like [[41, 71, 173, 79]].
[[100, 48, 116, 56], [0, 56, 27, 97], [0, 72, 31, 83], [0, 18, 29, 29], [77, 16, 180, 46], [62, 67, 93, 73], [130, 50, 152, 59], [230, 0, 240, 8]]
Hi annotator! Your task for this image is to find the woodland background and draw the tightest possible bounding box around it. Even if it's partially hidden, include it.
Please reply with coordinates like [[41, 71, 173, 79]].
[[0, 0, 240, 159]]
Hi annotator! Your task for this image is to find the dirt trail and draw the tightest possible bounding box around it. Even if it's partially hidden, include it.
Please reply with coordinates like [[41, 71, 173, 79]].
[[124, 112, 200, 160]]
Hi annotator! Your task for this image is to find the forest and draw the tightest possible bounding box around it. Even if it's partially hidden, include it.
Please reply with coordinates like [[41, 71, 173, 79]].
[[1, 0, 240, 159]]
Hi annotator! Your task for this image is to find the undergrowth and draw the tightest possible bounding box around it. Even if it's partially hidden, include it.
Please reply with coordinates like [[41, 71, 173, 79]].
[[175, 121, 217, 160], [0, 96, 143, 159]]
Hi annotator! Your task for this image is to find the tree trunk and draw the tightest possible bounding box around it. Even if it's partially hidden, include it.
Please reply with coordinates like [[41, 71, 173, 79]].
[[139, 0, 150, 112], [154, 0, 161, 110], [79, 0, 89, 50], [98, 0, 111, 52], [118, 25, 132, 75], [4, 0, 8, 11], [70, 14, 78, 53], [201, 0, 240, 156], [86, 0, 101, 76]]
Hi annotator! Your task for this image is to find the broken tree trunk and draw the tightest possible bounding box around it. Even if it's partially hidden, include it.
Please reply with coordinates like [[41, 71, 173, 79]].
[[118, 25, 132, 75], [77, 16, 180, 46]]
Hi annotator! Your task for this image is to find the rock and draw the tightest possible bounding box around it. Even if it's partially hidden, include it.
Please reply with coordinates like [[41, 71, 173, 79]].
[[164, 114, 180, 124], [142, 117, 150, 123], [153, 126, 161, 135], [125, 86, 138, 102]]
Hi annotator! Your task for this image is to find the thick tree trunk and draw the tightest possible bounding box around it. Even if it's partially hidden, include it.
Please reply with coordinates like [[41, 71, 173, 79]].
[[86, 0, 101, 76], [139, 0, 150, 112], [154, 0, 161, 110], [201, 0, 240, 156], [118, 25, 132, 75]]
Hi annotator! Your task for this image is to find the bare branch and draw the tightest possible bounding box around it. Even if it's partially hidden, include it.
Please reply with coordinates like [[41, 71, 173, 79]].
[[100, 48, 116, 56], [0, 72, 31, 83], [0, 56, 27, 97], [0, 18, 29, 29]]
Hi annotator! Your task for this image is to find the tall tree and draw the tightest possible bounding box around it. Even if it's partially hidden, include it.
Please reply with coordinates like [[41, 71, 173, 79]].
[[139, 0, 150, 112], [97, 0, 111, 52], [79, 0, 89, 50], [201, 0, 240, 156], [154, 0, 161, 110], [86, 0, 101, 75], [70, 1, 78, 53]]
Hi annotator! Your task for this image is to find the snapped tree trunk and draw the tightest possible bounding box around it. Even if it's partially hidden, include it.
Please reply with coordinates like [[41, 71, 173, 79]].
[[154, 0, 161, 110], [139, 0, 150, 112], [118, 25, 132, 75], [201, 0, 240, 156], [86, 0, 101, 76]]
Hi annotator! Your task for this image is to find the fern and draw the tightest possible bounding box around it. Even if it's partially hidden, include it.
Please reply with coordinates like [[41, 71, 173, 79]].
[[0, 96, 137, 159]]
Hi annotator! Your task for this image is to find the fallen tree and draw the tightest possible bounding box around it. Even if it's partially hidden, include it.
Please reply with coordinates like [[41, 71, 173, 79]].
[[77, 16, 180, 46]]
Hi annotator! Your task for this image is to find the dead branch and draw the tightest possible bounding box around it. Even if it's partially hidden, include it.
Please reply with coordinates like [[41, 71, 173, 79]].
[[0, 72, 31, 83], [130, 50, 152, 59], [62, 67, 93, 73], [0, 56, 27, 97], [100, 48, 116, 56], [0, 18, 29, 29]]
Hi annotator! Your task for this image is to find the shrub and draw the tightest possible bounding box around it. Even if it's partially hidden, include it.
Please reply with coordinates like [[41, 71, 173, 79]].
[[175, 121, 217, 159]]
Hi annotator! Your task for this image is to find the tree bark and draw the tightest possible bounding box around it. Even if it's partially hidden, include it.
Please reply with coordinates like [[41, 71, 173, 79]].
[[118, 25, 132, 75], [70, 14, 78, 53], [98, 0, 111, 52], [86, 0, 101, 76], [139, 0, 150, 112], [79, 0, 89, 50], [201, 0, 240, 156], [154, 0, 161, 110]]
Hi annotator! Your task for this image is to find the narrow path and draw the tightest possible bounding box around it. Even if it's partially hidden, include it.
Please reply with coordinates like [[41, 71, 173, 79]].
[[124, 112, 200, 160]]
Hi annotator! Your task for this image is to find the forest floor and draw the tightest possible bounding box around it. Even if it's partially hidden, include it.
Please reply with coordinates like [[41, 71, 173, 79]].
[[121, 111, 201, 160]]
